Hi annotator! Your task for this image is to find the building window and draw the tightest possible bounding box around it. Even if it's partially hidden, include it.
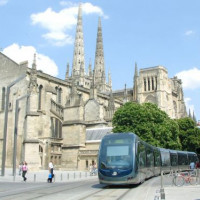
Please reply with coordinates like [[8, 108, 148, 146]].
[[155, 76, 157, 90], [55, 87, 62, 104], [51, 117, 62, 139], [86, 160, 88, 169], [39, 145, 43, 153], [58, 88, 62, 104], [144, 78, 146, 91], [148, 77, 150, 91], [152, 77, 154, 90], [38, 85, 43, 110]]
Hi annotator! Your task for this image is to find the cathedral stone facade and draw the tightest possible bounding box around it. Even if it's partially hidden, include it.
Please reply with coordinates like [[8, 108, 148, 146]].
[[0, 5, 187, 171]]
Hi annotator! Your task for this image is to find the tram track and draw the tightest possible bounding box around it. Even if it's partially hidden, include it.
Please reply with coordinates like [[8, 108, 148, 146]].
[[0, 176, 161, 200], [0, 179, 100, 200], [78, 184, 136, 200]]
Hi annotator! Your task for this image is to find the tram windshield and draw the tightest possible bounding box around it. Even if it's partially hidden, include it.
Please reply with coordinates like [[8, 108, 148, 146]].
[[99, 135, 133, 169]]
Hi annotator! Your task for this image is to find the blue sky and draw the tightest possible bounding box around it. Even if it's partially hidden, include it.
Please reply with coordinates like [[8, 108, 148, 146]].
[[0, 0, 200, 121]]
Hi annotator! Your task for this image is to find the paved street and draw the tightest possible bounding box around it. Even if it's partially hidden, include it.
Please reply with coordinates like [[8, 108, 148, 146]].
[[1, 169, 200, 200]]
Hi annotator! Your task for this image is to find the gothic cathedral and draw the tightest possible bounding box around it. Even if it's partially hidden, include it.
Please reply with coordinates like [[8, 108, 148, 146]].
[[0, 5, 187, 171]]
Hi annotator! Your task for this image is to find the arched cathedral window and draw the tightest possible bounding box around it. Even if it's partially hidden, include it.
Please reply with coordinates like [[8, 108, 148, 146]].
[[152, 77, 154, 90], [148, 77, 150, 91], [38, 85, 43, 110], [144, 78, 147, 91], [55, 87, 62, 104], [155, 76, 158, 90], [58, 88, 62, 104], [51, 117, 62, 139]]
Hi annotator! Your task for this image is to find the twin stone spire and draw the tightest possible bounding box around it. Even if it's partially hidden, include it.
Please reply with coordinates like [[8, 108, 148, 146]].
[[65, 4, 112, 93]]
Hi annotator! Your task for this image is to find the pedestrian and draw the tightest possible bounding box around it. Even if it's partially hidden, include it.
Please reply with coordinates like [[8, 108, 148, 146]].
[[18, 162, 22, 175], [89, 164, 93, 176], [47, 172, 52, 183], [196, 161, 200, 169], [49, 160, 54, 177], [93, 162, 97, 175], [22, 161, 28, 181]]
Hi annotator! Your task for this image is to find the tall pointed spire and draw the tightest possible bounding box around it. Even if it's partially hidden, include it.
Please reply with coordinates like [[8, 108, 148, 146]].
[[94, 17, 105, 90], [90, 70, 97, 99], [193, 111, 197, 123], [88, 59, 92, 77], [65, 62, 70, 80], [188, 108, 192, 118], [108, 69, 112, 88], [32, 53, 37, 71], [72, 4, 85, 80], [133, 62, 138, 102], [29, 53, 37, 93], [123, 84, 128, 104]]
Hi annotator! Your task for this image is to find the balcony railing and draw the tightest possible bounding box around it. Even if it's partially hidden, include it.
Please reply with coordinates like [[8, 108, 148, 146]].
[[50, 99, 63, 119]]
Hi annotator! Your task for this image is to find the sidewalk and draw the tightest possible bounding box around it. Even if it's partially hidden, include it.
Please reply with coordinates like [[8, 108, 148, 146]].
[[0, 168, 96, 183], [154, 174, 200, 200], [164, 185, 200, 200]]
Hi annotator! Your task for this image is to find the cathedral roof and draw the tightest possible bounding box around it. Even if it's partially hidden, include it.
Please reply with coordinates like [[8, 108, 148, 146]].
[[86, 127, 112, 141]]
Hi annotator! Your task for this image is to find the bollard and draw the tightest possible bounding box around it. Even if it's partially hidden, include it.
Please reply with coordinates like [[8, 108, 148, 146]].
[[67, 173, 69, 180], [160, 171, 165, 200], [54, 174, 56, 182], [61, 173, 63, 181], [34, 174, 36, 182]]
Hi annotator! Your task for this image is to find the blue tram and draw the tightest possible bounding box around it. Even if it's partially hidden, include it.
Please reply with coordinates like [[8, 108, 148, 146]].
[[98, 133, 198, 185]]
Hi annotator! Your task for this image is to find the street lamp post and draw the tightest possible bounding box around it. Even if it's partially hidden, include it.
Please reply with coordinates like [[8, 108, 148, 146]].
[[13, 94, 29, 176], [1, 75, 26, 176]]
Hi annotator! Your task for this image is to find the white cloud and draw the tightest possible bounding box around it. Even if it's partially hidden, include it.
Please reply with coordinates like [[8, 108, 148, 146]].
[[176, 67, 200, 90], [3, 44, 58, 77], [0, 0, 8, 6], [185, 30, 195, 36], [31, 2, 108, 46]]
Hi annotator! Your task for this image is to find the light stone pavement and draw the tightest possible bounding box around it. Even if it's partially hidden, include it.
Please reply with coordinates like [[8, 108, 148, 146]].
[[1, 168, 200, 200], [0, 168, 95, 183]]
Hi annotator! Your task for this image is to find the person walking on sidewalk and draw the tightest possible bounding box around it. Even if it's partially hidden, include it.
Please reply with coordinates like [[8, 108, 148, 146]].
[[22, 161, 28, 181], [49, 160, 54, 177]]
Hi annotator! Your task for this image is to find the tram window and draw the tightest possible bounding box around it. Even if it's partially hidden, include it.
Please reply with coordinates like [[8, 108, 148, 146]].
[[138, 143, 146, 167], [154, 150, 161, 167], [107, 146, 129, 156], [188, 154, 198, 163], [178, 153, 188, 165], [146, 148, 154, 167], [160, 151, 170, 166], [170, 154, 178, 166]]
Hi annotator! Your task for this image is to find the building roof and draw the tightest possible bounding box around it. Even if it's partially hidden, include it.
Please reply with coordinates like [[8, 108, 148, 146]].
[[86, 127, 112, 141]]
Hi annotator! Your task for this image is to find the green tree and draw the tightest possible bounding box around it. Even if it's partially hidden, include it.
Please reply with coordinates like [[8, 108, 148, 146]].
[[112, 102, 181, 149], [176, 117, 200, 152]]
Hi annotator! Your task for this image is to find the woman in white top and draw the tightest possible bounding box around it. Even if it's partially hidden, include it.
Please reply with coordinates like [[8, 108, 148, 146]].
[[49, 161, 54, 175]]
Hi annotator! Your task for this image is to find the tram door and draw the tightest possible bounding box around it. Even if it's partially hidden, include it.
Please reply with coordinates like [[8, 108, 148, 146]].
[[137, 142, 146, 182]]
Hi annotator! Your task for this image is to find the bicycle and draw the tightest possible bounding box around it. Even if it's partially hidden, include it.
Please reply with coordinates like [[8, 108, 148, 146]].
[[173, 171, 197, 186]]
